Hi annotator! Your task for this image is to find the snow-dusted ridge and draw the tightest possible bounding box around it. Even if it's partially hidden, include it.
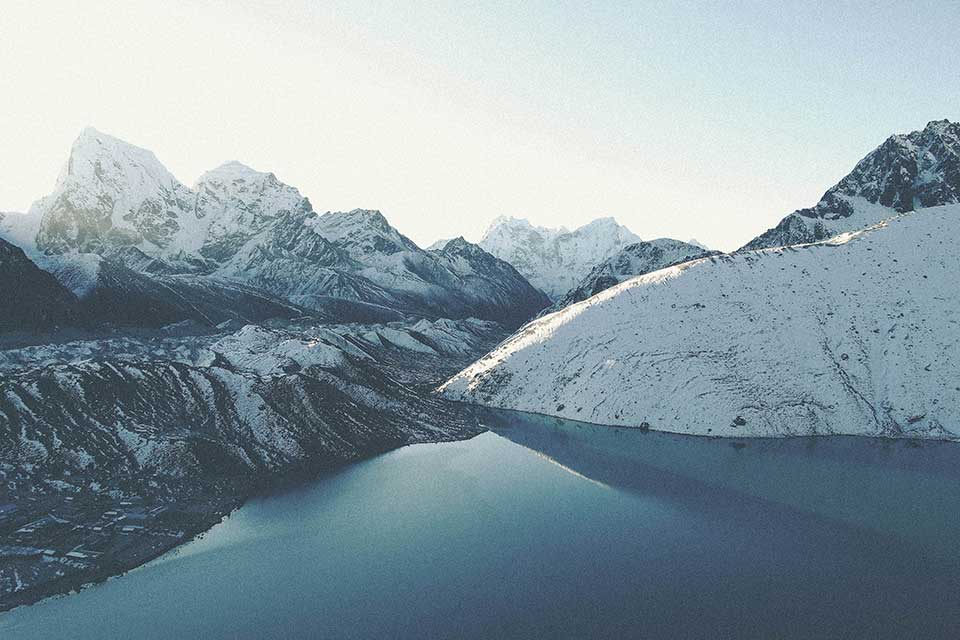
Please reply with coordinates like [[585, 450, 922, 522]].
[[743, 119, 960, 250], [441, 205, 960, 440]]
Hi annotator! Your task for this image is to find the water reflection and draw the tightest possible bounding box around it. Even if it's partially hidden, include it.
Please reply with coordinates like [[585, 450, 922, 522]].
[[3, 411, 960, 639], [480, 407, 960, 558]]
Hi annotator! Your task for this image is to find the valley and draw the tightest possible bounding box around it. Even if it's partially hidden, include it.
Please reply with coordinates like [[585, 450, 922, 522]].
[[1, 118, 959, 622]]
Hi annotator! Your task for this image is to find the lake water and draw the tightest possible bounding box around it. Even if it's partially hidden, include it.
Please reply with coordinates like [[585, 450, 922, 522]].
[[4, 409, 960, 639]]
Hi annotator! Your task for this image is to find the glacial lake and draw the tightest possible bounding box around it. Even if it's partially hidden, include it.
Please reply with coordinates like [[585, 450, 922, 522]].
[[4, 410, 960, 639]]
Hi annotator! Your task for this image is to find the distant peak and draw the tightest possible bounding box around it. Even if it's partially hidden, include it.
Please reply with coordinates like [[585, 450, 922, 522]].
[[196, 160, 270, 185], [61, 127, 175, 187], [443, 236, 471, 249], [345, 208, 390, 227], [924, 118, 955, 133], [71, 126, 142, 152], [216, 160, 260, 173], [578, 216, 621, 230], [78, 125, 103, 139], [487, 216, 534, 230]]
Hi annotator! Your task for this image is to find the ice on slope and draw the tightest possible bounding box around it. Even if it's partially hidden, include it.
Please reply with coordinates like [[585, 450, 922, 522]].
[[442, 205, 960, 440]]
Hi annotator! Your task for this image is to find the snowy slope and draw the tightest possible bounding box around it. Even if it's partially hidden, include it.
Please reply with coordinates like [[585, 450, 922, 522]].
[[441, 205, 960, 440], [479, 216, 640, 299], [743, 119, 960, 250], [548, 238, 715, 311]]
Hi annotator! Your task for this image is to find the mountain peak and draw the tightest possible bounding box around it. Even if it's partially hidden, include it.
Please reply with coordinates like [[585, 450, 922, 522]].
[[314, 209, 418, 255], [439, 236, 475, 253], [743, 119, 960, 251], [197, 161, 269, 183], [479, 216, 640, 300], [60, 127, 178, 190], [33, 128, 194, 254], [923, 118, 956, 135]]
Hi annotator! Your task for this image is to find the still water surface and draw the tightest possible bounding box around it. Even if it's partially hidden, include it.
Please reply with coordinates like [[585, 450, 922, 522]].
[[4, 410, 960, 639]]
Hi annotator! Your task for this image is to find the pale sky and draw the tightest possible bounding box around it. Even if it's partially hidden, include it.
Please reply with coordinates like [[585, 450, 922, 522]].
[[1, 1, 958, 251]]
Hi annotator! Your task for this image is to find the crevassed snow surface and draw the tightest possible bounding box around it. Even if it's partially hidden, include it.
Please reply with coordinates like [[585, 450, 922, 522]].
[[441, 205, 960, 439]]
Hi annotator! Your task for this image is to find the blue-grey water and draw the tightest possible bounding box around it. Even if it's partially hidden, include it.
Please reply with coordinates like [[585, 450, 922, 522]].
[[4, 410, 960, 639]]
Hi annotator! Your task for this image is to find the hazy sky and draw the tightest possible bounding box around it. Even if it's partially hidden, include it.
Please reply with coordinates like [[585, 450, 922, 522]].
[[2, 1, 958, 250]]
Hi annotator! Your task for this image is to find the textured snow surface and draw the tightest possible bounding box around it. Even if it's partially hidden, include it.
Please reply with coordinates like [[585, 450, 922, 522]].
[[442, 205, 960, 440], [479, 216, 640, 300]]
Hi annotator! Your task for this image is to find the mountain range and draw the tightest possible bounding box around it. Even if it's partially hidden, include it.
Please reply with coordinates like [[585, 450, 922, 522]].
[[442, 204, 960, 439], [477, 216, 641, 300], [3, 118, 960, 611], [1, 128, 549, 330], [442, 119, 960, 440]]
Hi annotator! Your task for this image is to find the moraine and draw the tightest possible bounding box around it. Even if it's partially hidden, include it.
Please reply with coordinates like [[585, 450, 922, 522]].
[[4, 410, 960, 639]]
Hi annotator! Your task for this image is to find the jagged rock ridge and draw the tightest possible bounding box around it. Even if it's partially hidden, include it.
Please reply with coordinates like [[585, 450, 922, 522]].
[[744, 119, 960, 250]]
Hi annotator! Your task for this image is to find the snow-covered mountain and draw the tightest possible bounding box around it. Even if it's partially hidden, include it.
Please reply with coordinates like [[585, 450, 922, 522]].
[[33, 127, 201, 257], [743, 119, 960, 250], [0, 238, 82, 332], [16, 129, 547, 327], [548, 238, 715, 311], [479, 216, 640, 300], [442, 204, 960, 440], [430, 237, 552, 327]]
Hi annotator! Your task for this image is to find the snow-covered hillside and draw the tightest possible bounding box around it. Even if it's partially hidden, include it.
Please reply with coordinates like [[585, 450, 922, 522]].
[[479, 216, 640, 300], [442, 205, 960, 440], [1, 317, 505, 482], [548, 238, 715, 311], [743, 119, 960, 250]]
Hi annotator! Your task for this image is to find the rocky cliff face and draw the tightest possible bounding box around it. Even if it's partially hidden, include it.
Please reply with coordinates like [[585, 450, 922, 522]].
[[744, 120, 960, 250]]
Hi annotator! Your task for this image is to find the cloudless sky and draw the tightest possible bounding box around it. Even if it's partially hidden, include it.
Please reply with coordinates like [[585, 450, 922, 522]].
[[1, 0, 958, 250]]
